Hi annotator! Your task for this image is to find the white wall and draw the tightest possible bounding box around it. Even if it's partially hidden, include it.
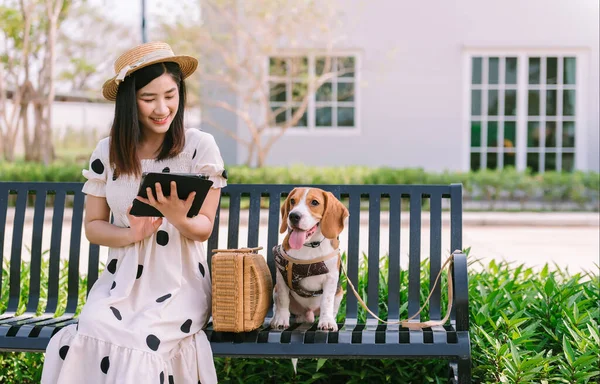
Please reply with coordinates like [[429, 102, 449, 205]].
[[235, 0, 599, 171]]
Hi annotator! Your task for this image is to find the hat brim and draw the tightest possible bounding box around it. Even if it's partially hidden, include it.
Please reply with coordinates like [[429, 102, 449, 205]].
[[102, 55, 198, 101]]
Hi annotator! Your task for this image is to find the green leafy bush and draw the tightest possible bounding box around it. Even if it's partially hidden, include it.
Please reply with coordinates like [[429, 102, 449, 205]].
[[1, 162, 598, 211], [1, 251, 598, 383]]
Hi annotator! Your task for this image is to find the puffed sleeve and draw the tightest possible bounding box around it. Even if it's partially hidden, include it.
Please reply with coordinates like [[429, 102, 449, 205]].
[[192, 132, 228, 189], [81, 138, 109, 197]]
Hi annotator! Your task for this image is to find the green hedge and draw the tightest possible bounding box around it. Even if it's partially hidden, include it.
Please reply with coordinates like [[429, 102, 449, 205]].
[[1, 161, 599, 209], [1, 250, 598, 383]]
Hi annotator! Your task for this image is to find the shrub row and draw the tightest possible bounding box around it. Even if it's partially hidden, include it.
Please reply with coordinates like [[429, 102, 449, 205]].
[[1, 250, 598, 383], [1, 161, 598, 210]]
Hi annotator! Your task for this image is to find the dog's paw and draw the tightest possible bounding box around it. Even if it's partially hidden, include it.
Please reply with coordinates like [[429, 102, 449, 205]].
[[317, 316, 338, 331], [270, 312, 290, 329]]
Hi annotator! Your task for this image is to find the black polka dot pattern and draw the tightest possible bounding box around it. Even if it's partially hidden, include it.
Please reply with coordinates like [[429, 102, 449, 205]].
[[162, 167, 170, 173], [156, 294, 172, 303], [192, 149, 197, 159], [100, 356, 110, 374], [221, 169, 228, 179], [91, 159, 105, 174], [180, 319, 192, 333], [110, 306, 122, 321], [169, 375, 174, 384], [146, 334, 161, 351], [198, 263, 205, 277], [156, 230, 169, 246], [160, 372, 165, 384], [110, 281, 116, 290], [107, 259, 117, 274], [59, 345, 69, 360], [137, 265, 143, 279], [112, 172, 118, 181]]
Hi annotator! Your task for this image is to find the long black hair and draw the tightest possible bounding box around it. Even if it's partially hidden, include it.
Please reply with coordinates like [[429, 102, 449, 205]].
[[109, 62, 187, 177]]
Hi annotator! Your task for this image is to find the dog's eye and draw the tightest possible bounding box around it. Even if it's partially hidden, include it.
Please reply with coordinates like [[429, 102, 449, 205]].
[[290, 198, 296, 205], [311, 200, 319, 206]]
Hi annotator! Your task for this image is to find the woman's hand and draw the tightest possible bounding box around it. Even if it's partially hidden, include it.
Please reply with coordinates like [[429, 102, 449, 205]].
[[135, 181, 196, 227], [127, 205, 163, 242]]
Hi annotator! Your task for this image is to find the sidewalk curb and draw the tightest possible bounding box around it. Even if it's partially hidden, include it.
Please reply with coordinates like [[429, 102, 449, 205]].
[[8, 208, 598, 227], [215, 211, 599, 227]]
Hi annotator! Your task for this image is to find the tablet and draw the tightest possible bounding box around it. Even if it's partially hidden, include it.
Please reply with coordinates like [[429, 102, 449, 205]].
[[130, 172, 214, 218]]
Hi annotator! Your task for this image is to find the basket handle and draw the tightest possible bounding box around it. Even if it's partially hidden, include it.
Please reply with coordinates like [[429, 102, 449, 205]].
[[211, 246, 264, 254]]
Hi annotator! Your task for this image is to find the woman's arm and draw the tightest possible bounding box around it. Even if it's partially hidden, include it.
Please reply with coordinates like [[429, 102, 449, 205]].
[[84, 195, 162, 247]]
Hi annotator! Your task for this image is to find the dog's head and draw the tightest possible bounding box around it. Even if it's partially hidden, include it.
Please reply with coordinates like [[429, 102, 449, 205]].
[[280, 187, 349, 250]]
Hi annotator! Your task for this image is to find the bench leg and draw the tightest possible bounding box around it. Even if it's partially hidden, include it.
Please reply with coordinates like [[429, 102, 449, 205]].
[[448, 358, 471, 384]]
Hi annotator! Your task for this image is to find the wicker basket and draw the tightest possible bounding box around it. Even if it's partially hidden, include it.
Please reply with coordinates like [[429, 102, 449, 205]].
[[210, 247, 273, 332]]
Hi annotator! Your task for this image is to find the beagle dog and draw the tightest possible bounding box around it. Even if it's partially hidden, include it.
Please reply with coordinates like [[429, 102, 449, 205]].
[[270, 187, 349, 331]]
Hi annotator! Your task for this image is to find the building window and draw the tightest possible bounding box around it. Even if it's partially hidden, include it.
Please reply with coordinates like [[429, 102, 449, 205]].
[[268, 55, 357, 130], [469, 55, 578, 172]]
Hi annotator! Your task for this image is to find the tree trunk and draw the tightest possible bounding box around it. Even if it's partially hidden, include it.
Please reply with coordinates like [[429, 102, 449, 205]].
[[41, 0, 63, 165], [256, 149, 266, 167], [31, 102, 45, 162], [20, 102, 31, 161], [1, 134, 15, 162], [245, 143, 255, 167]]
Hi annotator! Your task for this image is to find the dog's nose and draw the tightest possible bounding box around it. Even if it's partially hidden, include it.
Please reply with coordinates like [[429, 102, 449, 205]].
[[289, 211, 301, 225]]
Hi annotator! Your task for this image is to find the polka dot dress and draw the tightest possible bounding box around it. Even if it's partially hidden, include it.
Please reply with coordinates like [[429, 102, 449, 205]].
[[41, 129, 226, 384]]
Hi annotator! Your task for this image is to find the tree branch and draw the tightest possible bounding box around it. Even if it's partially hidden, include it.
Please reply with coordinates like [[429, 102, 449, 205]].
[[201, 117, 250, 147]]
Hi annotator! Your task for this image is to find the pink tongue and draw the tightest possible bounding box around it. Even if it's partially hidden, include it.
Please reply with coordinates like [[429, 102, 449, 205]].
[[289, 229, 307, 249]]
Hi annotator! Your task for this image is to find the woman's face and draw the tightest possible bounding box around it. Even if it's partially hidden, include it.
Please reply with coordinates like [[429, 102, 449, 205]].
[[136, 73, 179, 137]]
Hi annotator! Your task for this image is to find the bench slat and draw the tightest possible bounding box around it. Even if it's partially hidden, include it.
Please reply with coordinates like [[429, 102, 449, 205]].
[[450, 184, 463, 326], [344, 191, 361, 320], [86, 243, 100, 296], [206, 203, 220, 270], [450, 184, 463, 257], [367, 193, 381, 329], [429, 191, 443, 320], [387, 192, 401, 322], [66, 189, 85, 314], [7, 188, 28, 314], [226, 191, 241, 249], [408, 192, 422, 320], [0, 186, 8, 301], [247, 192, 261, 248], [45, 190, 66, 315], [25, 189, 48, 314], [266, 193, 281, 315]]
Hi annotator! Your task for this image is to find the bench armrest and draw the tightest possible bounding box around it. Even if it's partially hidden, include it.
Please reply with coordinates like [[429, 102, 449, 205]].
[[451, 252, 469, 331]]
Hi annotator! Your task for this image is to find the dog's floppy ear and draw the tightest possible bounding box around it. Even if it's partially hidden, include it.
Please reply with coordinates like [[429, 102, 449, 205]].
[[280, 188, 296, 234], [321, 191, 349, 239]]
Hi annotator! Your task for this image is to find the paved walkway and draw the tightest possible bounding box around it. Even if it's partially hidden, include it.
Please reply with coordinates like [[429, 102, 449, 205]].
[[2, 211, 598, 275]]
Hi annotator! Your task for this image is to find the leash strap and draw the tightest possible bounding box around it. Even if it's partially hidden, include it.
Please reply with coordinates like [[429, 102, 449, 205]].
[[278, 248, 340, 265], [211, 246, 263, 254], [341, 250, 458, 330]]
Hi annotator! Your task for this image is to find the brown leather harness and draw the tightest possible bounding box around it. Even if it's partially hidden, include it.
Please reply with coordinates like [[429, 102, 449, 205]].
[[273, 245, 341, 298]]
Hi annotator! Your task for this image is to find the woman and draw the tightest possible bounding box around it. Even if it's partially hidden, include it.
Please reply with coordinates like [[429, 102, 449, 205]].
[[41, 42, 224, 384]]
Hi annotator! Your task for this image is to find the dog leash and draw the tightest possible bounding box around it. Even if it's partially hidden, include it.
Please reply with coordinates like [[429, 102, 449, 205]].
[[340, 250, 459, 330], [211, 246, 264, 254]]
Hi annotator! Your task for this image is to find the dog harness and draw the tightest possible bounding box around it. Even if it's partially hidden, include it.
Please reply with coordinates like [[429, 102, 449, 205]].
[[273, 244, 341, 298]]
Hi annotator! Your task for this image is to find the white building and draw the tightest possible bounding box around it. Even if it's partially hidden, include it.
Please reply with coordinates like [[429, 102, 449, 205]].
[[203, 0, 599, 173]]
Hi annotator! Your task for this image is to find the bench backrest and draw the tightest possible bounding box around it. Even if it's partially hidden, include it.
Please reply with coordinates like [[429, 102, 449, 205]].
[[0, 182, 463, 326]]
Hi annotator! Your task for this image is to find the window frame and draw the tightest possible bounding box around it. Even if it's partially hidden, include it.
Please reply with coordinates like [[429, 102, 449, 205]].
[[462, 49, 588, 172], [265, 51, 361, 136]]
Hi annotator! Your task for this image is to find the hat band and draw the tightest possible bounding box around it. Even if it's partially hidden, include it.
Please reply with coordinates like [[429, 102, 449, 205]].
[[115, 49, 174, 83]]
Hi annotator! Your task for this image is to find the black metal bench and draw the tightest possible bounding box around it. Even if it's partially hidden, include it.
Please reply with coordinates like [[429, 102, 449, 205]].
[[0, 182, 471, 382]]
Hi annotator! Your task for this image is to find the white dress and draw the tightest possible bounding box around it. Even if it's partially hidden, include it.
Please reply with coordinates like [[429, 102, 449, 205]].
[[41, 129, 226, 384]]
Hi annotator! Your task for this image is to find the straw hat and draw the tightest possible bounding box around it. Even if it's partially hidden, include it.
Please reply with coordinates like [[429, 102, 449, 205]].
[[102, 41, 198, 101]]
